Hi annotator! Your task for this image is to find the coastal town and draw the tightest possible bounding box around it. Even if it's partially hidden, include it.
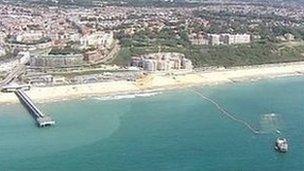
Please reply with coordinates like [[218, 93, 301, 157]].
[[1, 0, 304, 97], [0, 1, 304, 169]]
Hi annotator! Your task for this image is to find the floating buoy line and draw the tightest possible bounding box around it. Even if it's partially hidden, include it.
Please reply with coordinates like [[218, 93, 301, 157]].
[[191, 89, 261, 135]]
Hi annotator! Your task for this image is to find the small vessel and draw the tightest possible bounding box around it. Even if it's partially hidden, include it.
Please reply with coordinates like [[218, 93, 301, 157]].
[[275, 138, 288, 153]]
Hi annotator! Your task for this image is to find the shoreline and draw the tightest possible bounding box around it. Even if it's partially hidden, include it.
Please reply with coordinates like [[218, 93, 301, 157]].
[[1, 61, 304, 104]]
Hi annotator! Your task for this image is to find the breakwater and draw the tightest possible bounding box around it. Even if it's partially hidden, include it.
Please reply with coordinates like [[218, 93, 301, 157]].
[[191, 89, 260, 134]]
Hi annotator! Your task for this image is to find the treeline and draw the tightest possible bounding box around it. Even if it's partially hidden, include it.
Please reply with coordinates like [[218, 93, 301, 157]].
[[6, 0, 202, 8], [192, 9, 304, 41], [113, 41, 304, 68], [113, 25, 304, 68]]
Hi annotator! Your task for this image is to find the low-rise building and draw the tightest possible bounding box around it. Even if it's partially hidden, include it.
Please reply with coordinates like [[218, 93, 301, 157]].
[[25, 75, 54, 86], [53, 76, 68, 85], [7, 40, 52, 55]]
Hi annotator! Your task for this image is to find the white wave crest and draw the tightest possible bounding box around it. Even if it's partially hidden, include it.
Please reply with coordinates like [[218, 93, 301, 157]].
[[93, 92, 161, 101]]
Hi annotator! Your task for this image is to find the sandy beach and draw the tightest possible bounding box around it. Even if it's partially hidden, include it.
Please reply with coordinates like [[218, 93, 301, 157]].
[[1, 62, 304, 104]]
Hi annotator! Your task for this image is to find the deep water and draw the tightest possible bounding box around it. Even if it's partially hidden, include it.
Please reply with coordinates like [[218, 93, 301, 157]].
[[0, 77, 304, 171]]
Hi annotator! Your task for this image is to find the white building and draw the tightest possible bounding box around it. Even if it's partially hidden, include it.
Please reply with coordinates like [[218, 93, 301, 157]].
[[131, 52, 193, 71], [80, 31, 114, 49], [15, 30, 44, 43], [143, 59, 157, 71], [232, 34, 251, 44], [284, 33, 295, 41], [101, 32, 115, 48], [0, 32, 6, 43], [191, 33, 251, 46], [69, 32, 82, 42], [18, 51, 30, 64], [209, 34, 221, 45], [181, 58, 193, 70], [219, 34, 251, 45], [0, 46, 6, 56], [189, 33, 209, 45]]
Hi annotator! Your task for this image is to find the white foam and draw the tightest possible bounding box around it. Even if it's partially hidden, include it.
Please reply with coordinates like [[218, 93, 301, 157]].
[[93, 92, 161, 101], [260, 113, 281, 134], [135, 92, 160, 97]]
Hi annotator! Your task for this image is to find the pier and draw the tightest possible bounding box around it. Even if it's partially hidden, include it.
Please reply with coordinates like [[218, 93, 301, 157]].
[[15, 89, 55, 127], [1, 84, 30, 92]]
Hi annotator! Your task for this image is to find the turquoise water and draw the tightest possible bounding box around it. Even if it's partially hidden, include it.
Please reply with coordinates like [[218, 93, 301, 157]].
[[1, 77, 304, 170]]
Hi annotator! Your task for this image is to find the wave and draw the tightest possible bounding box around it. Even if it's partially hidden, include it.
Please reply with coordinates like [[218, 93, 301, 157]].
[[93, 92, 161, 101], [135, 92, 160, 97]]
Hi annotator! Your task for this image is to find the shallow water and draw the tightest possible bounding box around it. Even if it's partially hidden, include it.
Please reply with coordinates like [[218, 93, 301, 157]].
[[0, 77, 304, 170]]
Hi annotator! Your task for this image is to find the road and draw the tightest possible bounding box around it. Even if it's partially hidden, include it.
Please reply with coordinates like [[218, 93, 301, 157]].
[[0, 63, 26, 88]]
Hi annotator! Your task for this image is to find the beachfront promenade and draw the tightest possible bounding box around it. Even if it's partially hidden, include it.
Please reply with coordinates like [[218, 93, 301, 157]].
[[15, 89, 55, 127]]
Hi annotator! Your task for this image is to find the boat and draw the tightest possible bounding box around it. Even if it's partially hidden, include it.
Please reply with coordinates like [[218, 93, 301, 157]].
[[275, 138, 288, 153]]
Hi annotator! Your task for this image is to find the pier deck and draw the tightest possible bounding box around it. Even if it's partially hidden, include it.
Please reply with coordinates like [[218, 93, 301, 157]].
[[15, 89, 55, 127]]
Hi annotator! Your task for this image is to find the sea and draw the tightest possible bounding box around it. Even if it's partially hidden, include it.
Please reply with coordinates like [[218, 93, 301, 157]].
[[1, 76, 304, 171]]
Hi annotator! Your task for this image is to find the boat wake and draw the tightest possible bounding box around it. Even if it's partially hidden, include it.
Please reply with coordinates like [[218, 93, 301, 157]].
[[260, 113, 281, 134]]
